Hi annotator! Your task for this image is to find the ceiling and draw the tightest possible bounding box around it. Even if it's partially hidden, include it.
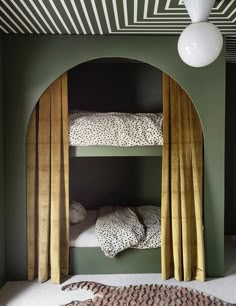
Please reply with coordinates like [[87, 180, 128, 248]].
[[0, 0, 236, 63]]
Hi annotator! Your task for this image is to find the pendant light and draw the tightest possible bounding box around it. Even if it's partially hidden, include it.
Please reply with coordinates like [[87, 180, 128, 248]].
[[178, 0, 223, 68]]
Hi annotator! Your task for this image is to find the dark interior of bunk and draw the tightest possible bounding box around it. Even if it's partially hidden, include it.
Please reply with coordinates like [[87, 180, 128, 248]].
[[68, 58, 163, 274]]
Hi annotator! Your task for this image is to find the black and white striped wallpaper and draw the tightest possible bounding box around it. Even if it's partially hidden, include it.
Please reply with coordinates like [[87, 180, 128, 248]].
[[0, 0, 236, 62]]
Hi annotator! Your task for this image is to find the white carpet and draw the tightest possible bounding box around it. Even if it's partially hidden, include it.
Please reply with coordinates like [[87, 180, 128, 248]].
[[0, 236, 236, 306]]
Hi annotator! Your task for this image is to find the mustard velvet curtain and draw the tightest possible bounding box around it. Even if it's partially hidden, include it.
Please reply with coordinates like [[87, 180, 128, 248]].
[[161, 73, 205, 281], [26, 73, 69, 284]]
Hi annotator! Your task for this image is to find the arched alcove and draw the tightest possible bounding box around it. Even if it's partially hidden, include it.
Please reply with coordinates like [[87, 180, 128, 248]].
[[4, 35, 225, 280], [26, 57, 204, 277]]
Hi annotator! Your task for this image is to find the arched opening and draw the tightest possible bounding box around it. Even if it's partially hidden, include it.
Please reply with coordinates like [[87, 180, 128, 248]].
[[26, 57, 204, 281]]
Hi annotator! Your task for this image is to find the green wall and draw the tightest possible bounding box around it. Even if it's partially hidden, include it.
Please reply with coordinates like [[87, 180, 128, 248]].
[[0, 35, 6, 287], [2, 35, 225, 280], [225, 63, 236, 234]]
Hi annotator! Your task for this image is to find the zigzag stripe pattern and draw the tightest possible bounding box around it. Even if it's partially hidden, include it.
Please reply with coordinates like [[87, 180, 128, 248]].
[[0, 0, 235, 62]]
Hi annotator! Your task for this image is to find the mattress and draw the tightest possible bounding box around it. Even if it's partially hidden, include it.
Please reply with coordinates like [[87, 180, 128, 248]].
[[69, 210, 99, 247], [69, 112, 163, 147]]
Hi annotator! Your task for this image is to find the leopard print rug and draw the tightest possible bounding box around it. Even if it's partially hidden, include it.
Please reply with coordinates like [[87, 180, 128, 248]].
[[61, 281, 233, 306]]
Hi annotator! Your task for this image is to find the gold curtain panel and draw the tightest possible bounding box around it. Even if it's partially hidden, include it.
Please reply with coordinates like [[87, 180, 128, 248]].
[[161, 73, 205, 281], [26, 73, 69, 284]]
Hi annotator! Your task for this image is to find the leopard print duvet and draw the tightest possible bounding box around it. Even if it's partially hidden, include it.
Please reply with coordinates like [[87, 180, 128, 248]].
[[69, 112, 163, 147]]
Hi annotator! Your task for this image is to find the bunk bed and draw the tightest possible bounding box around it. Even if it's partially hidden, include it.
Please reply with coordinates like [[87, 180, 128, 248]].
[[69, 111, 163, 275], [26, 63, 204, 282]]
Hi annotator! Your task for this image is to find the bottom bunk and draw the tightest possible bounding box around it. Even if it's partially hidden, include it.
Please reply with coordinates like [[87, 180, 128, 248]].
[[69, 206, 161, 274]]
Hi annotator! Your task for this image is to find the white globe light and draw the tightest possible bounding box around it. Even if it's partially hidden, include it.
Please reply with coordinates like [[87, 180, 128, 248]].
[[178, 22, 223, 68]]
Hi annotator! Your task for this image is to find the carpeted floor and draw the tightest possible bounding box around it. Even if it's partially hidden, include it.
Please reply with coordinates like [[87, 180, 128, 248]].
[[0, 236, 236, 306]]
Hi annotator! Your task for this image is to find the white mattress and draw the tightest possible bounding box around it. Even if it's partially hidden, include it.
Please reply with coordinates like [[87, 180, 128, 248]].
[[69, 210, 99, 247], [69, 112, 163, 147]]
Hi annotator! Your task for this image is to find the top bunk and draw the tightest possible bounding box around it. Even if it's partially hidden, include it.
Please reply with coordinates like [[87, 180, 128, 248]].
[[69, 112, 163, 157], [68, 59, 163, 158]]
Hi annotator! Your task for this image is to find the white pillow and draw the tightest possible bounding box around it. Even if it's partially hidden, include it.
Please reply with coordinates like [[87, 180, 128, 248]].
[[69, 201, 87, 224]]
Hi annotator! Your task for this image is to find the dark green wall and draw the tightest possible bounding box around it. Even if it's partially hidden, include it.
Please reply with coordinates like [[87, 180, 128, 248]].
[[0, 35, 6, 287], [3, 35, 225, 280], [68, 61, 163, 112], [225, 63, 236, 234], [70, 157, 162, 208]]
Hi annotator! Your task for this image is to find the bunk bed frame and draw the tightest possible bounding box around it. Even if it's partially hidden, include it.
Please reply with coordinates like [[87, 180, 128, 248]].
[[70, 247, 161, 274], [70, 146, 162, 157], [69, 145, 162, 275]]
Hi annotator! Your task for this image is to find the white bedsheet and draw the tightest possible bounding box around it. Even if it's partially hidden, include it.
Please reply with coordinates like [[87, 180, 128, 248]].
[[69, 210, 99, 247]]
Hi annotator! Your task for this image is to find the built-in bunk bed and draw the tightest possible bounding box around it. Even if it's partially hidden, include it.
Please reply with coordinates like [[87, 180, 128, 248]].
[[68, 59, 163, 274]]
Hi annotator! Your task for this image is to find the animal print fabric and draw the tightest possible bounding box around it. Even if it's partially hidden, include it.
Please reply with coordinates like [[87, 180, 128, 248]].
[[69, 112, 163, 146], [134, 205, 161, 249], [95, 206, 161, 257], [95, 206, 145, 258], [61, 281, 233, 306]]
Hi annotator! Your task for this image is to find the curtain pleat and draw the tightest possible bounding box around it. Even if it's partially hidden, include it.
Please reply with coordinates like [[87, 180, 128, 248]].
[[161, 73, 205, 281], [26, 109, 37, 281], [60, 73, 69, 276], [38, 88, 51, 282], [27, 73, 69, 284]]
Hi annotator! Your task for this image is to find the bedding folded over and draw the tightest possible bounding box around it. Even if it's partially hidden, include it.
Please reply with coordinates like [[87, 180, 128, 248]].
[[69, 112, 163, 147], [134, 205, 161, 249], [95, 205, 161, 257], [95, 206, 145, 258]]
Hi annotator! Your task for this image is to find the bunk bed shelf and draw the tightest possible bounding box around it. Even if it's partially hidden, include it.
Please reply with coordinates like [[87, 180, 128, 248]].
[[70, 146, 162, 157]]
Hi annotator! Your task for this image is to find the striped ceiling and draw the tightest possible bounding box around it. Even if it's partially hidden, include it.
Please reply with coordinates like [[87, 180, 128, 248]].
[[0, 0, 236, 62]]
